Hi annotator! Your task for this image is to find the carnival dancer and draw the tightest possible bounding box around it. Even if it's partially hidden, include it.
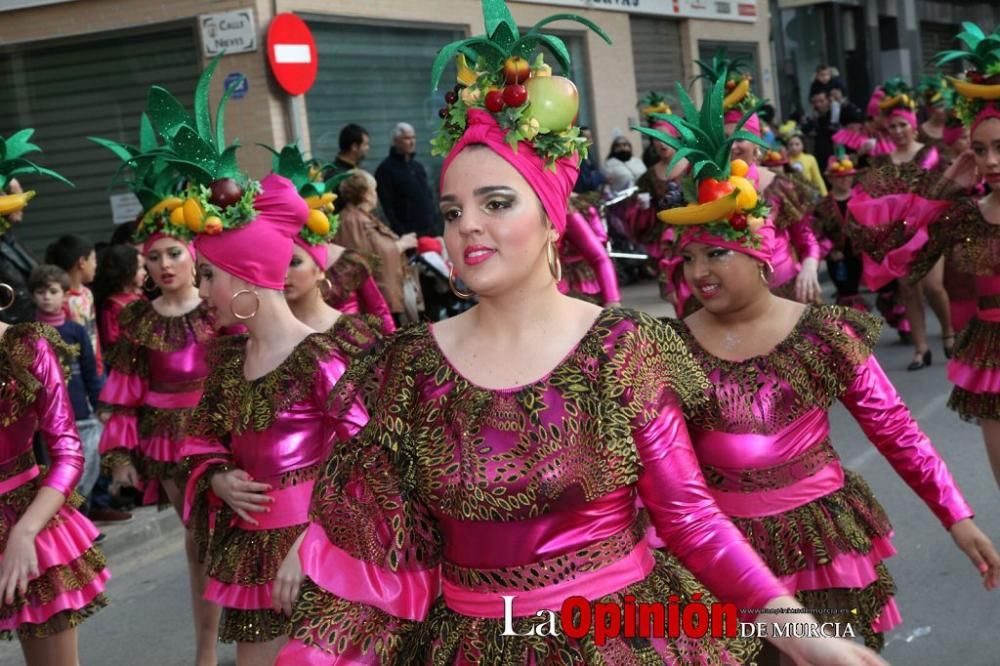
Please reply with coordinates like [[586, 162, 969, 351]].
[[906, 22, 1000, 488], [642, 55, 822, 315], [917, 75, 948, 151], [272, 144, 391, 338], [91, 104, 224, 663], [558, 195, 621, 306], [848, 77, 955, 371], [641, 81, 999, 658], [814, 149, 869, 311], [150, 71, 380, 664], [322, 244, 395, 334], [273, 5, 887, 664], [0, 133, 109, 665]]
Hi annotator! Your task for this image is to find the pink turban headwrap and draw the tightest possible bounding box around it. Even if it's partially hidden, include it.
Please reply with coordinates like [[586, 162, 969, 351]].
[[195, 173, 309, 290], [867, 89, 886, 119], [142, 232, 195, 260], [724, 110, 761, 137], [651, 119, 679, 138], [942, 125, 965, 146], [293, 236, 328, 270], [887, 107, 918, 128], [971, 104, 1000, 137], [440, 109, 579, 235], [676, 219, 775, 266]]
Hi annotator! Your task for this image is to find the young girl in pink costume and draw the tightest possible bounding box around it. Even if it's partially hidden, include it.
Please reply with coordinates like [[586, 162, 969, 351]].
[[557, 197, 621, 306], [272, 6, 888, 665], [0, 137, 107, 665]]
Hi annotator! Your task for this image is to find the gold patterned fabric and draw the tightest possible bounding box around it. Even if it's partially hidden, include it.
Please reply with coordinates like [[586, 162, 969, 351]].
[[764, 171, 822, 232], [0, 324, 74, 428]]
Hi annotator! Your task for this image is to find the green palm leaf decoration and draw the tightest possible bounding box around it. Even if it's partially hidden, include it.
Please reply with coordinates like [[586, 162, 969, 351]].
[[1, 129, 73, 234], [265, 143, 346, 244], [933, 22, 1000, 128], [690, 47, 758, 113]]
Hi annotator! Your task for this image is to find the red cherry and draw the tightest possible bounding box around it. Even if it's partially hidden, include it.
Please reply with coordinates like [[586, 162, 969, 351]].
[[502, 84, 528, 108], [438, 107, 449, 119], [730, 213, 748, 231], [485, 90, 505, 113], [209, 178, 243, 209], [453, 83, 464, 94], [445, 91, 458, 105]]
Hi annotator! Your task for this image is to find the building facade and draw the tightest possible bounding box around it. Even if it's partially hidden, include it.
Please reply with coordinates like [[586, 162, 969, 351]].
[[1, 0, 773, 254]]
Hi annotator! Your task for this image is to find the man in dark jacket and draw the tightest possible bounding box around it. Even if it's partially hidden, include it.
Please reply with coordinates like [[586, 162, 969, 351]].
[[0, 179, 38, 324], [375, 123, 440, 237]]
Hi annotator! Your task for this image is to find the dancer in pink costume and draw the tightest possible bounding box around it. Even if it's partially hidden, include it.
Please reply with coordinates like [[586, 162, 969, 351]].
[[558, 198, 621, 306], [813, 152, 870, 311], [322, 245, 395, 334], [848, 78, 956, 371], [273, 8, 889, 664]]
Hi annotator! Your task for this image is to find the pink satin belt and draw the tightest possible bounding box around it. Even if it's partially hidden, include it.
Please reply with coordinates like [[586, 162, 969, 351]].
[[710, 463, 846, 518], [948, 359, 1000, 392], [694, 408, 830, 471], [233, 480, 313, 531], [976, 307, 1000, 324], [0, 465, 40, 495], [442, 539, 654, 619], [145, 388, 203, 410]]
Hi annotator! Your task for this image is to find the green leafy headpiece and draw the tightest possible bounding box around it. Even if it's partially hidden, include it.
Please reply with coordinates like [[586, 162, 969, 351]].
[[692, 48, 758, 113], [0, 130, 73, 236], [265, 143, 349, 245], [933, 22, 1000, 128]]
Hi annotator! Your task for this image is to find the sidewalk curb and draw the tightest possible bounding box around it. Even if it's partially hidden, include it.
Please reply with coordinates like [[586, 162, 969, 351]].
[[97, 506, 185, 567]]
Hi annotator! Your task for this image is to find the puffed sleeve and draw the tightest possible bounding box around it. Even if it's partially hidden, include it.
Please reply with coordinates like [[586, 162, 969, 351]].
[[840, 353, 973, 529], [564, 210, 621, 305], [355, 275, 396, 335], [97, 312, 149, 470], [620, 314, 790, 614], [789, 216, 822, 262], [278, 335, 440, 665], [32, 333, 84, 496]]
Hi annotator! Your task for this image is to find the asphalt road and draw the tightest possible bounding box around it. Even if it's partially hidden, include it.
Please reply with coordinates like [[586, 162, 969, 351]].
[[2, 280, 998, 665]]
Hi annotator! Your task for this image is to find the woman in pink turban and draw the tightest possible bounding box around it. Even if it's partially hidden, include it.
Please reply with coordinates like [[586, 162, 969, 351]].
[[275, 5, 895, 665], [180, 172, 379, 663], [651, 77, 999, 659]]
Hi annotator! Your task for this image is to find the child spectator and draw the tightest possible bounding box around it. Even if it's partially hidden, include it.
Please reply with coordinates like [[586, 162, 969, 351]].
[[45, 234, 101, 375], [93, 243, 145, 350], [780, 123, 828, 195], [30, 264, 103, 510]]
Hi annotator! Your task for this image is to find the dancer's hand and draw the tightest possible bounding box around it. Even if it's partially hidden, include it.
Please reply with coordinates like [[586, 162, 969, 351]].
[[795, 259, 822, 303], [273, 532, 307, 616], [775, 636, 889, 665], [0, 526, 39, 605], [943, 150, 978, 191], [950, 518, 1000, 590], [210, 469, 272, 525], [112, 461, 140, 491]]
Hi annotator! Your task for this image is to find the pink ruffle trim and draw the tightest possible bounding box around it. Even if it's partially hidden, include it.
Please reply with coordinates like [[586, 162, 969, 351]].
[[948, 360, 1000, 393], [277, 639, 366, 665], [779, 535, 896, 593], [0, 569, 109, 630], [204, 578, 272, 610], [99, 412, 138, 456], [299, 523, 438, 621], [22, 506, 100, 572], [832, 128, 867, 151], [140, 432, 193, 466], [558, 274, 602, 296]]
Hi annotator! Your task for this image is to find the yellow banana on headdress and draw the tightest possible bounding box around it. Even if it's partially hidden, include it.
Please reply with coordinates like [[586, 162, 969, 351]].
[[0, 129, 73, 235]]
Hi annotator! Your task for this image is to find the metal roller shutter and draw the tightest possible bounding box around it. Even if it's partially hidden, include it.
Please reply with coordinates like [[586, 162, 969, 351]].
[[630, 16, 684, 108], [0, 25, 201, 256]]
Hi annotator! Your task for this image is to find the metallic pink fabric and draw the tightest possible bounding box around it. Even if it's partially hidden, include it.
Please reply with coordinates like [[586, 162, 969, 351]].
[[443, 540, 654, 618], [145, 389, 202, 410], [558, 209, 621, 304], [440, 108, 579, 234], [235, 480, 315, 531], [867, 89, 885, 119], [677, 218, 776, 266], [888, 108, 918, 128], [0, 465, 39, 495], [710, 464, 845, 518], [195, 173, 309, 290], [0, 336, 83, 496], [294, 235, 329, 270], [299, 523, 439, 621], [942, 125, 965, 146], [695, 408, 829, 469], [724, 110, 760, 137]]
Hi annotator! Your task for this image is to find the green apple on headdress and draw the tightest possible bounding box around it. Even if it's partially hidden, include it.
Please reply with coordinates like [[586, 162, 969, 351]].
[[0, 130, 73, 235], [90, 114, 192, 244], [692, 48, 758, 113], [933, 22, 1000, 127], [429, 0, 611, 166], [143, 55, 259, 236], [264, 143, 351, 245], [634, 77, 770, 248]]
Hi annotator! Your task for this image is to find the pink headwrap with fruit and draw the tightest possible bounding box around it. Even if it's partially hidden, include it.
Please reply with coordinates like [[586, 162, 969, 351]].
[[430, 0, 610, 237], [934, 24, 1000, 137]]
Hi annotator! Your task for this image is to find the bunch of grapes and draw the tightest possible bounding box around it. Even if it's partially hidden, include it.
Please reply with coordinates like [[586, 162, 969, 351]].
[[659, 181, 685, 210]]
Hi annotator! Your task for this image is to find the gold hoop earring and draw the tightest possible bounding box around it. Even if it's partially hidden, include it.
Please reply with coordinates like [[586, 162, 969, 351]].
[[448, 267, 473, 300], [0, 283, 14, 312], [547, 239, 563, 282], [318, 277, 333, 300], [759, 262, 772, 286], [143, 275, 157, 293], [230, 289, 260, 320]]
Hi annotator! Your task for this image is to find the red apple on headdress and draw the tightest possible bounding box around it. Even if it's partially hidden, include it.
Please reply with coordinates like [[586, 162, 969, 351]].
[[524, 76, 579, 131], [209, 178, 243, 209], [503, 84, 528, 108]]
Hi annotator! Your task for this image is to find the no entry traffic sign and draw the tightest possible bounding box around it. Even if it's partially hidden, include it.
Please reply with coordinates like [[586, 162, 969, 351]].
[[267, 13, 318, 96]]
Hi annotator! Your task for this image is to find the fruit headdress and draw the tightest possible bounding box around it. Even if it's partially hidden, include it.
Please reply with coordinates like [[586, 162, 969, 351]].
[[826, 145, 857, 176], [934, 22, 1000, 132], [877, 76, 918, 123], [918, 75, 946, 108], [90, 114, 191, 247], [639, 91, 672, 121], [633, 77, 771, 252], [265, 144, 342, 244], [429, 0, 611, 167], [142, 55, 258, 237], [0, 130, 72, 236], [692, 48, 759, 115]]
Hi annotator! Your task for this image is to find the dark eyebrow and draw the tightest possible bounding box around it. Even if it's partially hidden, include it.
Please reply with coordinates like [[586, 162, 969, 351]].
[[440, 186, 516, 203]]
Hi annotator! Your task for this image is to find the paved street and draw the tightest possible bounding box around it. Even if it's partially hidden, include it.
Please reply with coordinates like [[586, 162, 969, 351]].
[[2, 280, 998, 665]]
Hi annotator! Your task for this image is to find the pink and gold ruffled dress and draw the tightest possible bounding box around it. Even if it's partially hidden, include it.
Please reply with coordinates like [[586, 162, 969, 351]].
[[98, 299, 218, 505], [665, 306, 973, 650], [760, 172, 822, 301], [906, 199, 1000, 420], [324, 248, 395, 334], [0, 324, 109, 639], [276, 310, 793, 665], [558, 205, 621, 306], [181, 314, 380, 643]]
